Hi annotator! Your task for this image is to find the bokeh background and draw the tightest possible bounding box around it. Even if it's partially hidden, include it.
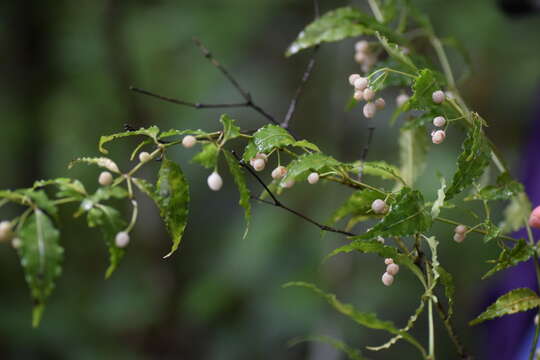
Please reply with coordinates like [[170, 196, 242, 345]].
[[1, 0, 540, 359]]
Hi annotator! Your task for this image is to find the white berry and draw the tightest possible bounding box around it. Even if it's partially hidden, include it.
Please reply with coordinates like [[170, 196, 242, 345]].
[[431, 130, 446, 144], [433, 116, 446, 127], [307, 172, 319, 184], [271, 166, 287, 180], [354, 51, 367, 64], [363, 88, 375, 101], [0, 221, 13, 242], [355, 40, 369, 53], [396, 93, 410, 107], [353, 91, 364, 101], [382, 272, 394, 286], [454, 225, 467, 234], [252, 158, 266, 172], [432, 90, 446, 104], [386, 263, 400, 276], [384, 258, 394, 265], [207, 171, 223, 191], [98, 171, 113, 186], [182, 135, 197, 148], [282, 179, 295, 189], [377, 236, 385, 244], [453, 233, 465, 243], [354, 77, 368, 91], [348, 74, 361, 86], [535, 314, 539, 325], [250, 153, 268, 167], [11, 237, 22, 249], [115, 231, 130, 248], [363, 102, 377, 119], [374, 98, 386, 110], [139, 151, 151, 163], [371, 199, 388, 214]]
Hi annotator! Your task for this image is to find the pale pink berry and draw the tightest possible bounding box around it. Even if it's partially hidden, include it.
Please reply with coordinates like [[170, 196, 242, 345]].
[[363, 102, 377, 118], [453, 233, 465, 243], [353, 77, 368, 91], [0, 221, 13, 242], [431, 130, 446, 144], [307, 172, 319, 184], [386, 263, 400, 276], [529, 206, 540, 229], [353, 91, 364, 101], [371, 199, 388, 214], [377, 236, 385, 244], [396, 93, 410, 107], [384, 258, 394, 265], [374, 98, 386, 110], [382, 272, 394, 286], [363, 88, 375, 101], [139, 151, 151, 163], [115, 231, 130, 248], [98, 171, 113, 186], [355, 51, 367, 64], [432, 90, 446, 104], [282, 179, 295, 189], [182, 135, 197, 148], [11, 237, 22, 249], [252, 158, 266, 172], [433, 116, 446, 127], [455, 225, 467, 234], [271, 166, 287, 180], [355, 40, 369, 53], [250, 153, 268, 167], [207, 171, 223, 191], [348, 74, 361, 86]]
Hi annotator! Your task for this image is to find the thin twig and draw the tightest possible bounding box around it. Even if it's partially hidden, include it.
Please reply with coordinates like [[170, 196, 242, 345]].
[[358, 125, 375, 181], [435, 302, 472, 359]]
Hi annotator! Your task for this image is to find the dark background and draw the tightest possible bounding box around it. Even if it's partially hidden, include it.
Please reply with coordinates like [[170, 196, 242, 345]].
[[1, 0, 539, 359]]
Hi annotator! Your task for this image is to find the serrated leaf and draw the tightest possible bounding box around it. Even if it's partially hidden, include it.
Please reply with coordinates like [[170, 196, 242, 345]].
[[223, 151, 251, 240], [68, 157, 120, 173], [192, 143, 219, 169], [16, 209, 63, 327], [446, 113, 491, 200], [376, 32, 417, 71], [242, 125, 295, 161], [425, 236, 440, 292], [0, 189, 58, 217], [361, 161, 405, 184], [329, 189, 381, 225], [219, 114, 241, 144], [431, 177, 446, 219], [89, 187, 129, 203], [470, 288, 540, 326], [34, 178, 87, 199], [467, 172, 524, 202], [438, 266, 455, 318], [397, 126, 428, 187], [132, 177, 156, 198], [482, 239, 535, 279], [500, 192, 531, 233], [293, 139, 321, 152], [482, 220, 502, 243], [99, 126, 160, 154], [405, 69, 447, 112], [289, 336, 365, 360], [156, 158, 190, 258], [282, 153, 342, 184], [158, 128, 208, 140]]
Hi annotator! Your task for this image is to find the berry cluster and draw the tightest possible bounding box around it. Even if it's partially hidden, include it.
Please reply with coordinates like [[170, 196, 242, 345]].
[[348, 74, 385, 119], [453, 224, 467, 243], [354, 40, 378, 73], [430, 90, 447, 145], [382, 258, 400, 286]]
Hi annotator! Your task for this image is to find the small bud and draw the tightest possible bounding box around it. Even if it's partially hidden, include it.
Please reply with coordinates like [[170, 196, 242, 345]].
[[371, 199, 388, 214], [529, 206, 540, 229], [377, 236, 385, 244], [384, 258, 394, 265], [396, 93, 410, 107], [11, 237, 22, 249], [271, 166, 287, 180], [453, 233, 465, 243], [353, 91, 364, 101], [139, 151, 151, 163], [348, 74, 361, 86], [207, 171, 223, 191], [0, 221, 13, 242], [282, 179, 295, 189], [374, 98, 386, 110], [386, 263, 400, 276], [363, 102, 377, 119], [115, 231, 130, 248], [382, 272, 394, 286], [252, 158, 266, 172], [363, 88, 375, 101], [355, 40, 369, 53], [433, 116, 446, 127], [353, 77, 368, 91], [454, 225, 467, 234], [307, 172, 320, 184], [98, 171, 113, 186], [431, 130, 446, 144], [182, 135, 197, 148], [432, 90, 446, 104]]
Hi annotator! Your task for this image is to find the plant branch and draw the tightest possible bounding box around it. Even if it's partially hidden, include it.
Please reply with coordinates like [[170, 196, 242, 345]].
[[129, 87, 250, 109], [434, 302, 472, 359], [357, 125, 375, 181]]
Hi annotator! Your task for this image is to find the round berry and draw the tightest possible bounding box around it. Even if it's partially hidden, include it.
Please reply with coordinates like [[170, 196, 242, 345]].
[[98, 171, 113, 186], [363, 88, 375, 101], [371, 199, 388, 214], [396, 93, 410, 107], [529, 206, 540, 229], [0, 221, 13, 242], [354, 77, 369, 91], [433, 116, 446, 127], [384, 258, 394, 265], [348, 74, 361, 86], [353, 91, 364, 101], [182, 135, 197, 148], [377, 236, 385, 244], [535, 314, 539, 326], [375, 98, 386, 110], [307, 172, 320, 184], [363, 102, 377, 119], [432, 90, 446, 104], [11, 237, 22, 249], [115, 231, 130, 248], [271, 166, 287, 180], [453, 233, 465, 243], [207, 171, 223, 191], [386, 263, 400, 276], [431, 130, 446, 144], [250, 153, 268, 167], [282, 179, 295, 189], [354, 51, 367, 64], [454, 225, 467, 234], [382, 272, 394, 286], [355, 40, 369, 53], [139, 151, 151, 163], [252, 158, 266, 172]]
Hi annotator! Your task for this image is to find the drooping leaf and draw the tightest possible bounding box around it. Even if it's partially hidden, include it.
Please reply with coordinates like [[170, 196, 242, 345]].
[[156, 158, 190, 258], [431, 177, 446, 219], [482, 239, 535, 279], [437, 266, 455, 318], [397, 126, 428, 187], [500, 192, 531, 233], [192, 143, 219, 169], [470, 288, 540, 326], [99, 126, 160, 154], [281, 153, 343, 184], [219, 114, 241, 144], [0, 189, 58, 217], [68, 157, 120, 173], [34, 178, 87, 200], [467, 172, 524, 202], [289, 336, 365, 360], [223, 151, 251, 240], [425, 236, 441, 292], [293, 139, 321, 152], [16, 209, 63, 327], [242, 125, 295, 161], [360, 161, 405, 184], [329, 189, 382, 225]]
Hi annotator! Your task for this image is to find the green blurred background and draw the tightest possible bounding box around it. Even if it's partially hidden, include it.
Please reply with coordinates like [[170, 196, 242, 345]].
[[1, 0, 539, 359]]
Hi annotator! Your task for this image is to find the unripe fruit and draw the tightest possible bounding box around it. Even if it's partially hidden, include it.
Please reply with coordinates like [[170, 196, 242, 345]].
[[0, 221, 13, 242], [396, 93, 410, 107], [363, 102, 377, 119], [431, 130, 446, 144], [115, 231, 130, 248], [98, 171, 113, 186], [252, 158, 266, 172], [348, 74, 361, 86], [353, 91, 364, 101], [371, 199, 388, 214], [363, 88, 375, 101], [384, 258, 394, 265], [182, 135, 197, 148], [432, 90, 446, 104], [382, 272, 394, 286], [250, 153, 268, 167], [377, 236, 385, 244], [307, 172, 320, 184], [353, 77, 368, 91], [375, 98, 386, 110], [271, 166, 287, 180], [433, 116, 446, 127], [453, 233, 465, 243], [355, 40, 369, 52], [139, 151, 151, 163], [282, 179, 295, 189], [454, 225, 467, 234], [207, 172, 223, 191], [529, 206, 540, 229], [11, 237, 22, 249], [386, 263, 400, 276]]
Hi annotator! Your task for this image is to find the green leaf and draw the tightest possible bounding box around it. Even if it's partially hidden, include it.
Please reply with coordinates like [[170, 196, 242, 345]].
[[361, 161, 405, 184], [293, 139, 321, 152], [158, 128, 208, 140], [470, 288, 540, 326], [242, 125, 295, 161], [376, 32, 416, 71], [132, 177, 156, 198], [329, 189, 381, 225], [68, 157, 120, 173], [289, 336, 365, 360], [34, 178, 87, 200], [482, 239, 535, 279], [16, 209, 63, 327], [223, 151, 251, 240], [446, 113, 491, 200], [467, 172, 524, 202], [437, 266, 455, 319], [156, 158, 190, 258], [0, 189, 58, 217], [500, 192, 531, 233], [192, 143, 219, 169], [405, 69, 446, 112], [482, 220, 502, 243], [89, 187, 129, 203], [431, 177, 446, 219], [282, 153, 342, 184], [397, 126, 428, 187], [219, 114, 241, 144], [99, 126, 160, 154]]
